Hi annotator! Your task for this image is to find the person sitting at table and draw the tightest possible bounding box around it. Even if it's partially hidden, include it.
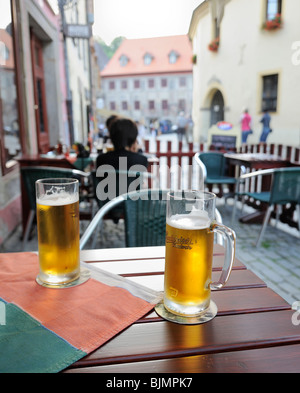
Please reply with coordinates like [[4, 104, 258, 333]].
[[96, 117, 148, 170], [76, 143, 90, 158], [95, 118, 148, 211]]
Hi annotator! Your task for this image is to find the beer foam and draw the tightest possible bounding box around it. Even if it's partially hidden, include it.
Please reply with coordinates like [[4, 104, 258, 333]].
[[37, 192, 78, 206], [167, 209, 211, 230]]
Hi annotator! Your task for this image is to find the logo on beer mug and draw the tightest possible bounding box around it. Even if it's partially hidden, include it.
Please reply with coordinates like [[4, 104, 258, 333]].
[[0, 301, 6, 326]]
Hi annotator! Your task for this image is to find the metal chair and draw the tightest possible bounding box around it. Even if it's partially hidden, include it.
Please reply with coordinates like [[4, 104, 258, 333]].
[[232, 167, 300, 247], [20, 166, 90, 249], [194, 152, 237, 198], [80, 189, 223, 249], [91, 168, 150, 222]]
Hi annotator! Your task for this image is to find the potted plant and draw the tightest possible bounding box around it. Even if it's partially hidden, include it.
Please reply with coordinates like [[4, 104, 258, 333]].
[[192, 54, 197, 64], [263, 13, 282, 31], [208, 37, 220, 52]]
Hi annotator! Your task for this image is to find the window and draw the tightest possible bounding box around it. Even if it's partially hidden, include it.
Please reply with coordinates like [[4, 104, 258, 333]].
[[121, 80, 127, 89], [121, 101, 128, 110], [266, 0, 282, 20], [109, 81, 115, 90], [144, 53, 153, 65], [169, 50, 179, 64], [178, 99, 186, 112], [162, 100, 168, 110], [134, 80, 140, 88], [179, 77, 186, 87], [149, 100, 155, 110], [110, 101, 116, 110], [161, 78, 167, 87], [148, 79, 155, 88], [210, 1, 224, 39], [134, 101, 140, 110], [262, 74, 278, 112], [119, 54, 129, 67], [0, 0, 22, 174], [214, 18, 220, 40]]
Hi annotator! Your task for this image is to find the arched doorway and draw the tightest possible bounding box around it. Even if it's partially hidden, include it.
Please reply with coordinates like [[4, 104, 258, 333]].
[[210, 90, 224, 126]]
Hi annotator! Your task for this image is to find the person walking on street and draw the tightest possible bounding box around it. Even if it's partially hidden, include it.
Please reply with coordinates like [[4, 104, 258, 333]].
[[259, 110, 272, 144], [240, 109, 252, 145], [176, 111, 188, 143]]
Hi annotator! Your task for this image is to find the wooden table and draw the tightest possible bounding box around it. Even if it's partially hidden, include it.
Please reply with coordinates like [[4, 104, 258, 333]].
[[63, 245, 300, 373], [224, 152, 290, 172]]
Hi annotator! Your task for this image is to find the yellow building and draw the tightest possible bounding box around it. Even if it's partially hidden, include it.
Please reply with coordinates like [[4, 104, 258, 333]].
[[189, 0, 300, 147]]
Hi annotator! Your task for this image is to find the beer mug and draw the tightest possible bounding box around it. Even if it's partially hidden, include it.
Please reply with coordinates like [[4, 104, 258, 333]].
[[156, 190, 236, 324], [36, 178, 82, 287]]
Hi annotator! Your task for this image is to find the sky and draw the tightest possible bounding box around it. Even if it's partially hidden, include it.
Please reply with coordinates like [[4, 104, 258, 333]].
[[1, 0, 203, 43], [92, 0, 203, 45], [0, 0, 12, 28]]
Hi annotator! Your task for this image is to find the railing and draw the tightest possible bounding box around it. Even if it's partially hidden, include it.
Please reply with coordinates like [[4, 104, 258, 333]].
[[144, 140, 300, 190], [238, 143, 300, 164], [144, 140, 205, 190]]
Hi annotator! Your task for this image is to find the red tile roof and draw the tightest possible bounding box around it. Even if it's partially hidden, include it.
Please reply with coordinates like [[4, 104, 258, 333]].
[[101, 35, 192, 77]]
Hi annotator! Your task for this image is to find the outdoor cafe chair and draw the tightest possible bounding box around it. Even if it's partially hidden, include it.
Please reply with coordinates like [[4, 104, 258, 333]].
[[194, 152, 237, 198], [20, 166, 90, 249], [73, 157, 93, 171], [232, 167, 300, 247], [80, 189, 223, 250]]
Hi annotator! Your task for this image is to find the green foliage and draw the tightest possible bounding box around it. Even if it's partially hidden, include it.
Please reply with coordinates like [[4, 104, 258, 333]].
[[94, 36, 125, 58]]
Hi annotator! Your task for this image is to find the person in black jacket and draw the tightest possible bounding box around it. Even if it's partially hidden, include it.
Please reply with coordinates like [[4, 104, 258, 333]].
[[96, 118, 148, 170], [95, 118, 148, 206]]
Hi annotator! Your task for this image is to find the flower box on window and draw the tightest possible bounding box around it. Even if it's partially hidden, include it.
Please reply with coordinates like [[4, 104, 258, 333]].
[[263, 13, 282, 31], [208, 37, 220, 52]]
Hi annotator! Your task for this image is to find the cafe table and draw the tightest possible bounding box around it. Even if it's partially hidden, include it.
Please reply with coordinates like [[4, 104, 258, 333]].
[[59, 244, 300, 374], [223, 152, 290, 172], [223, 152, 291, 224]]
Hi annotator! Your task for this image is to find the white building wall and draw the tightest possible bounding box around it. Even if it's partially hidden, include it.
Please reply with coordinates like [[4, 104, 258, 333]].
[[190, 0, 300, 147]]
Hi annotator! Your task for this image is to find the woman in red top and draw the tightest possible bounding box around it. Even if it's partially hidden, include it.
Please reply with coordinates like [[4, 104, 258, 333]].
[[240, 109, 252, 144]]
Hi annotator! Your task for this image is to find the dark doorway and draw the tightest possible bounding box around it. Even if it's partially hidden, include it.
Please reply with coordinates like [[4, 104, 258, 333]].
[[210, 90, 224, 126]]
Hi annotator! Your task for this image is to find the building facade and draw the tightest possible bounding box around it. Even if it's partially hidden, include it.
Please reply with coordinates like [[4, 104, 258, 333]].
[[0, 0, 98, 246], [100, 35, 193, 128], [62, 0, 96, 144], [189, 0, 300, 147], [0, 0, 70, 245]]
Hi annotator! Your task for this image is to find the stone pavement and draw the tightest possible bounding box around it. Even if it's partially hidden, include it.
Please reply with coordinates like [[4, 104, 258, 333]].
[[217, 200, 300, 306], [1, 197, 299, 306]]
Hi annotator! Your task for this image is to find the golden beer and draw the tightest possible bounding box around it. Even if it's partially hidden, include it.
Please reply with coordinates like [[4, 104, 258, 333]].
[[164, 213, 214, 316], [36, 193, 80, 285]]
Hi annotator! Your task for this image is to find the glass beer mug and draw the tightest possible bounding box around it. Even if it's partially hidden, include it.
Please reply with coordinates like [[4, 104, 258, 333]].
[[155, 190, 236, 324], [35, 178, 89, 288]]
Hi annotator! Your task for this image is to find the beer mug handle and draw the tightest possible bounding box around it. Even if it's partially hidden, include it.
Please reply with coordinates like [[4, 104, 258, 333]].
[[210, 223, 236, 290]]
